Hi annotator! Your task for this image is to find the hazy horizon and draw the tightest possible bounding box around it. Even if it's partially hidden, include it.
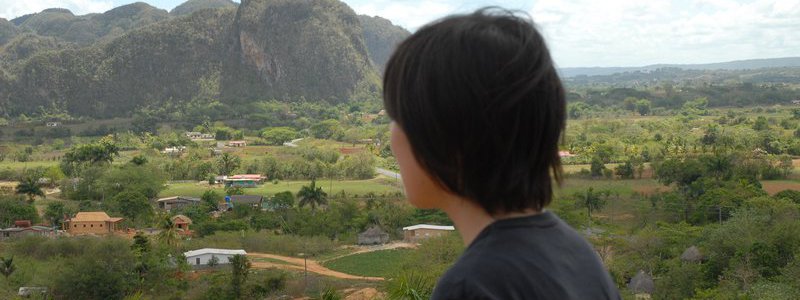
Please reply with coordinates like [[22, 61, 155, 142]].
[[2, 0, 799, 68]]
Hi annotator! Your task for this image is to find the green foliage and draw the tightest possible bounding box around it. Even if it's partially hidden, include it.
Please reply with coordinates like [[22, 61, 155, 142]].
[[297, 180, 328, 210], [15, 175, 44, 202], [324, 249, 413, 278], [0, 256, 14, 279], [260, 127, 297, 146], [0, 196, 39, 227], [110, 190, 154, 226], [217, 153, 242, 176], [49, 237, 138, 299], [386, 271, 436, 300], [43, 201, 72, 227], [229, 254, 251, 299], [60, 138, 120, 175]]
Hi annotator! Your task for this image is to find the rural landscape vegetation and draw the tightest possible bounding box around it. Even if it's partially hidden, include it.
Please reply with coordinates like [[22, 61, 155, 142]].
[[1, 0, 800, 299]]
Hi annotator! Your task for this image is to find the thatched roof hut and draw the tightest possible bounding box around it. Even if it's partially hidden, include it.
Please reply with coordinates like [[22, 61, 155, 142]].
[[680, 246, 703, 263], [628, 270, 654, 295], [358, 226, 390, 245]]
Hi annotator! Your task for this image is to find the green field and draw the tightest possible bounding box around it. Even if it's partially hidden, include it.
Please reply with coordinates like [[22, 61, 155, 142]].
[[322, 249, 413, 278], [159, 177, 402, 198]]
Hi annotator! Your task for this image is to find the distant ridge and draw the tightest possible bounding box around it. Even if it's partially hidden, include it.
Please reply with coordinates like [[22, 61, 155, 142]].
[[559, 57, 800, 77]]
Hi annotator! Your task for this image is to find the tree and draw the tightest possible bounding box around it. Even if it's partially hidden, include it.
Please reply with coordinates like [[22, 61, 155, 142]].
[[130, 155, 148, 166], [0, 256, 14, 279], [590, 156, 606, 178], [15, 175, 45, 203], [261, 127, 297, 146], [201, 190, 221, 213], [230, 254, 252, 299], [636, 99, 651, 116], [297, 180, 328, 211], [574, 187, 608, 219], [217, 153, 241, 176], [44, 202, 71, 227], [111, 190, 153, 225], [753, 116, 769, 131], [155, 215, 180, 249], [60, 138, 120, 176], [271, 191, 294, 210], [614, 161, 635, 179]]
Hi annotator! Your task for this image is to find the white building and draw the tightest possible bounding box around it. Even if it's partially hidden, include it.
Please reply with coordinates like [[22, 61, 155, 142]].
[[402, 224, 456, 242], [184, 248, 247, 266]]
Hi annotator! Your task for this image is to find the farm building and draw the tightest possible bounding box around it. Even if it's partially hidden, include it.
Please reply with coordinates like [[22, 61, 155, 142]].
[[223, 174, 264, 188], [228, 140, 247, 147], [358, 226, 390, 245], [1, 221, 55, 240], [628, 270, 654, 299], [402, 224, 455, 242], [157, 196, 201, 211], [63, 212, 124, 235], [225, 195, 264, 209], [184, 248, 247, 266]]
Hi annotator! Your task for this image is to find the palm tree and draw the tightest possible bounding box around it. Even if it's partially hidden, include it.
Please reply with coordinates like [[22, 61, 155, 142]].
[[0, 256, 15, 279], [297, 180, 328, 211], [155, 215, 180, 249], [16, 176, 45, 203]]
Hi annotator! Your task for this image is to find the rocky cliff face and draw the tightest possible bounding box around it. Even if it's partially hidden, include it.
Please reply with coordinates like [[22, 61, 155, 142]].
[[358, 15, 409, 72], [222, 0, 378, 103]]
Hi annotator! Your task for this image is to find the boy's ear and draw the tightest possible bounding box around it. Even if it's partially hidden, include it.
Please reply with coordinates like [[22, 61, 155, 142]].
[[391, 122, 450, 209]]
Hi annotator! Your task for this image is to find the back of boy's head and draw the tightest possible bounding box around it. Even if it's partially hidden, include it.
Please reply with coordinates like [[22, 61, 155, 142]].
[[383, 8, 565, 214]]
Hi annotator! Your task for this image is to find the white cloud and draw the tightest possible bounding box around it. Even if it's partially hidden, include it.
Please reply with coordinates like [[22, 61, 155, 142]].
[[0, 0, 114, 20], [530, 0, 800, 67]]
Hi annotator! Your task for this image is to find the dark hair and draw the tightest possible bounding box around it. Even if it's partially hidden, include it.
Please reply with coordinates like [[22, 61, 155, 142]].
[[383, 8, 565, 214]]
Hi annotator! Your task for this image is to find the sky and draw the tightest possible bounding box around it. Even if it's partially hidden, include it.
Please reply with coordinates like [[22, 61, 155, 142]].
[[1, 0, 799, 68]]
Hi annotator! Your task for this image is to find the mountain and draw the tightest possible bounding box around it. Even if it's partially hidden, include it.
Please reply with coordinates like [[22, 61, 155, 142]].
[[560, 57, 800, 77], [9, 3, 170, 46], [0, 0, 389, 118], [0, 18, 19, 46], [357, 15, 409, 72], [171, 0, 239, 16]]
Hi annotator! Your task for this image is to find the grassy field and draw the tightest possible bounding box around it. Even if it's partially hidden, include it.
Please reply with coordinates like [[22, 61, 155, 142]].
[[159, 177, 402, 198], [322, 249, 413, 278]]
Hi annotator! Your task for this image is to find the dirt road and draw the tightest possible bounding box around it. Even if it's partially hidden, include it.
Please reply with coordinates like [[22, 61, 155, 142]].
[[247, 252, 384, 281]]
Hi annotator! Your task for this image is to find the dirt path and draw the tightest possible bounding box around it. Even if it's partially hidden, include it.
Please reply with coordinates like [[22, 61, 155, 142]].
[[321, 242, 417, 262], [247, 252, 384, 281]]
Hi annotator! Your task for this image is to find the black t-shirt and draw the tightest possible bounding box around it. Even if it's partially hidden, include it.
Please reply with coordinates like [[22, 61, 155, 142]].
[[431, 211, 621, 300]]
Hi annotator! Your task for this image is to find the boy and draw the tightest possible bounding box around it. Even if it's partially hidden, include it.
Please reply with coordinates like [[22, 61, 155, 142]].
[[383, 8, 621, 299]]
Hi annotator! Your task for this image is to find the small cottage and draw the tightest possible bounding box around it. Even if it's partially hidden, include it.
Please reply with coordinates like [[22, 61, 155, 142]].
[[680, 246, 703, 263], [358, 226, 390, 245], [171, 215, 192, 236], [402, 224, 455, 242], [184, 248, 247, 266], [1, 221, 54, 240], [228, 140, 247, 147], [64, 212, 124, 235], [157, 196, 201, 211], [628, 270, 654, 298]]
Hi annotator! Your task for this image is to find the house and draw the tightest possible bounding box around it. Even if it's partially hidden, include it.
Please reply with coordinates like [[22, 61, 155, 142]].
[[228, 140, 247, 147], [358, 226, 390, 245], [1, 221, 55, 240], [792, 99, 800, 105], [46, 122, 60, 127], [402, 224, 455, 242], [223, 174, 264, 188], [63, 212, 124, 235], [339, 147, 365, 155], [171, 215, 192, 236], [628, 270, 654, 299], [162, 146, 186, 155], [157, 196, 201, 211], [558, 151, 577, 158], [225, 195, 264, 209], [184, 248, 247, 266], [185, 132, 214, 140]]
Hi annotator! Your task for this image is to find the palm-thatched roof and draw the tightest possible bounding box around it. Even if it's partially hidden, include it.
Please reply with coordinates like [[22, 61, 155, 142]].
[[680, 245, 703, 263], [359, 226, 388, 237], [628, 270, 654, 294]]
